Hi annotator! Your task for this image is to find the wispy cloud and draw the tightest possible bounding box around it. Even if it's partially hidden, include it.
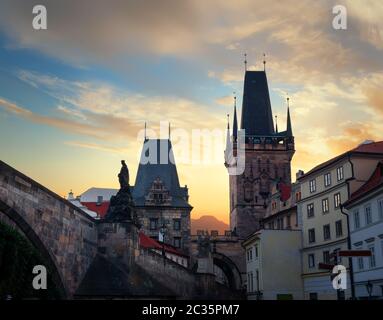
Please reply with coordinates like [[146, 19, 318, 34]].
[[64, 141, 130, 154]]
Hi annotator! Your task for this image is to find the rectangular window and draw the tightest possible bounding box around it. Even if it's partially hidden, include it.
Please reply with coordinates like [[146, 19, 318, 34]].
[[368, 245, 376, 268], [96, 195, 103, 205], [353, 210, 360, 229], [308, 254, 315, 268], [337, 166, 344, 181], [322, 198, 329, 213], [324, 173, 332, 187], [323, 251, 330, 264], [358, 257, 364, 270], [255, 245, 259, 258], [307, 203, 315, 218], [323, 224, 331, 240], [335, 220, 343, 237], [173, 219, 181, 231], [378, 198, 383, 220], [296, 192, 301, 202], [247, 248, 253, 261], [334, 193, 341, 209], [308, 228, 316, 243], [365, 205, 372, 225], [309, 179, 316, 193], [149, 218, 158, 230], [173, 237, 181, 248]]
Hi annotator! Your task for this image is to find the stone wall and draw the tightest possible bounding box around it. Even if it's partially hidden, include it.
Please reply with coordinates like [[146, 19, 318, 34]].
[[135, 248, 242, 299], [0, 161, 98, 298], [97, 221, 140, 267]]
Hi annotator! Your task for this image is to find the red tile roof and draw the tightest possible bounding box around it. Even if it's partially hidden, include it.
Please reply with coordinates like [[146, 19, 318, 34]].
[[299, 141, 383, 179], [81, 202, 110, 218], [345, 161, 383, 206], [139, 231, 188, 257]]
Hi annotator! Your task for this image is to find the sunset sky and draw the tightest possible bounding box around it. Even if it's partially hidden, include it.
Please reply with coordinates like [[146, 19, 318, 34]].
[[0, 0, 382, 223]]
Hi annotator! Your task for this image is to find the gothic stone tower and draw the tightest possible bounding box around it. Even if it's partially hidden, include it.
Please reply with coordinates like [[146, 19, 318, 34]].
[[225, 70, 295, 239]]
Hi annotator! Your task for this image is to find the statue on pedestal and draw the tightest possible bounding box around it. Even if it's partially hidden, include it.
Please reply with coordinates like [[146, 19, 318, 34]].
[[118, 160, 129, 190], [105, 160, 140, 226]]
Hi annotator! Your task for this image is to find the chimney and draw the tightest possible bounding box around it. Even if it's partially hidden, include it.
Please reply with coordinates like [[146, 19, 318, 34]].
[[67, 190, 74, 200], [296, 170, 305, 180]]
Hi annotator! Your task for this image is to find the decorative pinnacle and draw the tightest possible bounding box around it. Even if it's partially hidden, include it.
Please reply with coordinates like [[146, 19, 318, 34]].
[[263, 53, 266, 71], [244, 53, 247, 71]]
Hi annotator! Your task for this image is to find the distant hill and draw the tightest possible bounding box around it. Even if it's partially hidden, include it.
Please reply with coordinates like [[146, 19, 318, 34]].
[[191, 215, 229, 235]]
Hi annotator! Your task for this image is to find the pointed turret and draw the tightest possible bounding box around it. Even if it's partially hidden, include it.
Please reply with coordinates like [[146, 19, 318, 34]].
[[233, 96, 238, 140], [286, 98, 293, 136], [240, 71, 274, 136], [225, 114, 233, 166], [133, 138, 190, 208]]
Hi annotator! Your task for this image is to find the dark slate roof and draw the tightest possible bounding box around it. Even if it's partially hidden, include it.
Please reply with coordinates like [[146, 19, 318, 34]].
[[75, 254, 175, 298], [132, 139, 191, 208], [240, 71, 275, 136]]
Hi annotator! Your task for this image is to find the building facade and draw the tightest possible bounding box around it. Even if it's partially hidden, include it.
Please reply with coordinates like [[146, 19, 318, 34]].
[[76, 138, 192, 255], [133, 138, 192, 254], [242, 229, 303, 300], [262, 181, 301, 230], [298, 141, 383, 299], [225, 70, 295, 239], [345, 161, 383, 299]]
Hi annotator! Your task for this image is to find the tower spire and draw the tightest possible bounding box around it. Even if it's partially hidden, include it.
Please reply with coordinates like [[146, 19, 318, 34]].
[[227, 113, 230, 130], [263, 53, 266, 72], [168, 122, 171, 140], [244, 53, 247, 71], [233, 92, 238, 140], [286, 97, 293, 136], [144, 121, 147, 140]]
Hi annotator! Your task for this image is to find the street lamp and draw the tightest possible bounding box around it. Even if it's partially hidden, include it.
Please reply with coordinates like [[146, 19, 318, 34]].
[[366, 280, 373, 299]]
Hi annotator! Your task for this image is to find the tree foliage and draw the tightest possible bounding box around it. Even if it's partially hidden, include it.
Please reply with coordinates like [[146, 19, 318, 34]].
[[0, 221, 61, 299]]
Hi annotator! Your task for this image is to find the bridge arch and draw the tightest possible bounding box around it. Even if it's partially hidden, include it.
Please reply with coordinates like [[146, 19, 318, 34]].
[[212, 252, 242, 291], [0, 199, 67, 298]]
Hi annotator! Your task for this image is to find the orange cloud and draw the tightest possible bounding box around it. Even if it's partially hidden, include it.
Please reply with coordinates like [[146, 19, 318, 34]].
[[326, 122, 379, 155], [364, 86, 383, 117]]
